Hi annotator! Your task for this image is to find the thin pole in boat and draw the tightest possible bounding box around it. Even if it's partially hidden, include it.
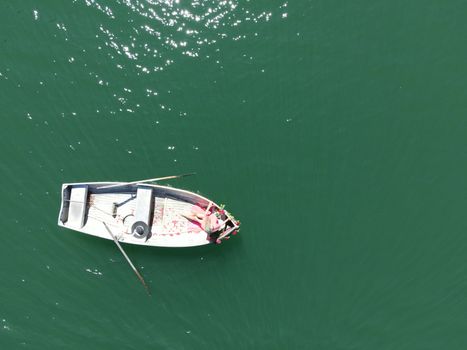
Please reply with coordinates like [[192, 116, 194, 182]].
[[96, 173, 196, 190], [102, 222, 151, 296]]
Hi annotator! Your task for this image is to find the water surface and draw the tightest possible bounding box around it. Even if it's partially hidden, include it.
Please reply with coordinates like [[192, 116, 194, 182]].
[[1, 1, 467, 349]]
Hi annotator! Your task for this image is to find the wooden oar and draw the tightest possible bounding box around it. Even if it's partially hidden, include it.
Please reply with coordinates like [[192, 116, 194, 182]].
[[102, 222, 151, 296], [97, 173, 196, 190]]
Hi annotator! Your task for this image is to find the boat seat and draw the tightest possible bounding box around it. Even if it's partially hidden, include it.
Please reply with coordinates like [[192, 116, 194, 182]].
[[134, 186, 153, 228], [67, 186, 88, 228]]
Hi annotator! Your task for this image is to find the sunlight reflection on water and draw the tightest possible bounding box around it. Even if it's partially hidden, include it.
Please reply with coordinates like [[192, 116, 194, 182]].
[[80, 0, 280, 74], [60, 0, 287, 120]]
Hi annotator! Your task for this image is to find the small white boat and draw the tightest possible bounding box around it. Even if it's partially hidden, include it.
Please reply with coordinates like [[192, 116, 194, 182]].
[[58, 179, 240, 247]]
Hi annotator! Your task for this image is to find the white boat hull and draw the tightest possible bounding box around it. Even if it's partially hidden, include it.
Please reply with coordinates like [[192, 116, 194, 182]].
[[58, 182, 239, 247]]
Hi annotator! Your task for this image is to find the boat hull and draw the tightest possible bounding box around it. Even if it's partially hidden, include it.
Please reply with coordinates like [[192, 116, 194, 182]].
[[58, 182, 239, 247]]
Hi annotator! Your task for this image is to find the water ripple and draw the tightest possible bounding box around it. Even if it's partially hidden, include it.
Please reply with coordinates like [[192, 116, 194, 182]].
[[78, 0, 280, 74], [61, 0, 286, 118]]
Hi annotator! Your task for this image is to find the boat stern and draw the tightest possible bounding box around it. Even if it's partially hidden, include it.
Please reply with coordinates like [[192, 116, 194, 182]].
[[57, 184, 89, 229], [57, 184, 71, 227]]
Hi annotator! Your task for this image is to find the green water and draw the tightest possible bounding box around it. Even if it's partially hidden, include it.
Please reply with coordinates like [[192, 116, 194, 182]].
[[2, 0, 467, 348]]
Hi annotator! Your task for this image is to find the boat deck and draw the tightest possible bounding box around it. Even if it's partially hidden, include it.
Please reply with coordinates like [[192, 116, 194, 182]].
[[77, 192, 210, 247]]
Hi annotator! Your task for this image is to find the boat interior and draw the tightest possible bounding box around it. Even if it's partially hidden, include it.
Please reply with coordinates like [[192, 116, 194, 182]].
[[58, 183, 237, 246]]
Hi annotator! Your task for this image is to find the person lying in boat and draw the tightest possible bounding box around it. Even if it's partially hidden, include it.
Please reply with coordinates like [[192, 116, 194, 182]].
[[181, 203, 225, 234]]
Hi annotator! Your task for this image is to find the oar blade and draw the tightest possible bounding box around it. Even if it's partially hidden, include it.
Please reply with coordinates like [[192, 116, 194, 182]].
[[103, 222, 151, 296]]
